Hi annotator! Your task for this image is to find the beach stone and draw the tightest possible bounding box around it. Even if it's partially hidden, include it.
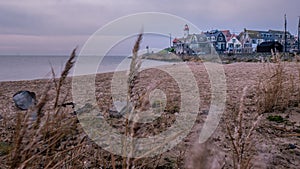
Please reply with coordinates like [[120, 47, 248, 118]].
[[287, 144, 297, 150], [109, 102, 132, 119], [75, 103, 94, 115], [109, 107, 127, 118], [201, 109, 209, 115], [13, 90, 37, 110], [109, 109, 123, 118]]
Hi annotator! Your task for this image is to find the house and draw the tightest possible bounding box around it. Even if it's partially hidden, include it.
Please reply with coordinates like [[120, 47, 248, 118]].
[[239, 28, 295, 53], [173, 34, 210, 55], [221, 30, 242, 53], [268, 29, 295, 50], [204, 30, 227, 53], [238, 29, 265, 53], [226, 34, 242, 53], [173, 24, 211, 55], [221, 30, 232, 42]]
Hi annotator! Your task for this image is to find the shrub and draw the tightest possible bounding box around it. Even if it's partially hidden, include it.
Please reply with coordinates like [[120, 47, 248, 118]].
[[256, 56, 299, 113]]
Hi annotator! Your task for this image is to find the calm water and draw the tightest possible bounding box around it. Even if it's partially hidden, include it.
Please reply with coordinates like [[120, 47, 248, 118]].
[[0, 55, 173, 82]]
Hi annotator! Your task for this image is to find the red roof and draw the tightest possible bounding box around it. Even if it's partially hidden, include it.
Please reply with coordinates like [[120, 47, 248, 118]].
[[221, 30, 231, 37], [173, 38, 179, 43]]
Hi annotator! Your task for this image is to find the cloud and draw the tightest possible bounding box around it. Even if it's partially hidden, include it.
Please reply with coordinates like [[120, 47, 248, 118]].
[[1, 0, 299, 35], [0, 0, 299, 54], [0, 34, 88, 54], [0, 1, 113, 36]]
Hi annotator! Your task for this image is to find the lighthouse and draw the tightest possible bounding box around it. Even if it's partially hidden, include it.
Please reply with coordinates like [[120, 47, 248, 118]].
[[184, 24, 189, 38]]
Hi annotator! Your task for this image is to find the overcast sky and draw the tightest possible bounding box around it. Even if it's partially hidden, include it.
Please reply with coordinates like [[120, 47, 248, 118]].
[[0, 0, 299, 55]]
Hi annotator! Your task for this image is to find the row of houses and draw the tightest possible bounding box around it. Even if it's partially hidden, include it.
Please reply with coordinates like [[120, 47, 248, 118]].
[[172, 24, 299, 55]]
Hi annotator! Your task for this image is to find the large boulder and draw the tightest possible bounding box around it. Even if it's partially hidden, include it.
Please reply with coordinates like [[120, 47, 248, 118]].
[[13, 90, 37, 110]]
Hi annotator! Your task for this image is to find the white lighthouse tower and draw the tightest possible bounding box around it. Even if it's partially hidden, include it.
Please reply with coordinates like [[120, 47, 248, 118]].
[[184, 24, 189, 38]]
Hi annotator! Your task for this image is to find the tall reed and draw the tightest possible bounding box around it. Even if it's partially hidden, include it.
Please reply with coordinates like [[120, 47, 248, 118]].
[[226, 87, 262, 169]]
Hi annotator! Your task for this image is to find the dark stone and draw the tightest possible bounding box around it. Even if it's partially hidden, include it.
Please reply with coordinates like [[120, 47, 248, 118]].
[[61, 102, 75, 108], [109, 103, 131, 119], [201, 110, 209, 115], [287, 144, 297, 150], [0, 114, 2, 120], [109, 110, 123, 118], [13, 90, 37, 110], [75, 103, 94, 115]]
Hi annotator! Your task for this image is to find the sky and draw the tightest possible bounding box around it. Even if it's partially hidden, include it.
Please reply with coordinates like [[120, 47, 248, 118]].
[[0, 0, 299, 55]]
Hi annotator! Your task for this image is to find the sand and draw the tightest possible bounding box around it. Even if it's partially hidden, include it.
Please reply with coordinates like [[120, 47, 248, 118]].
[[0, 62, 300, 168]]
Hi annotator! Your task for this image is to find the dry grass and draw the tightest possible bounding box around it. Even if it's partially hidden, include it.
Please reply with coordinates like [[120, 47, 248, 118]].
[[124, 32, 168, 168], [0, 49, 113, 168], [256, 52, 300, 113], [124, 32, 143, 169], [0, 49, 137, 169], [0, 49, 87, 168], [53, 48, 76, 108], [226, 87, 262, 169]]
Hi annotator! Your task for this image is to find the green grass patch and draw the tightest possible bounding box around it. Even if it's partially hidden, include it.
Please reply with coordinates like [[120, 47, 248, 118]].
[[267, 115, 285, 123], [0, 142, 11, 156]]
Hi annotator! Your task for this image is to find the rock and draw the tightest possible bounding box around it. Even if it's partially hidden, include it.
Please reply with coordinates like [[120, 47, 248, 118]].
[[96, 113, 104, 119], [109, 106, 128, 118], [109, 109, 123, 118], [109, 102, 132, 118], [201, 109, 209, 115], [61, 102, 75, 108], [287, 144, 297, 150], [75, 103, 94, 115], [0, 114, 2, 120], [13, 90, 37, 110]]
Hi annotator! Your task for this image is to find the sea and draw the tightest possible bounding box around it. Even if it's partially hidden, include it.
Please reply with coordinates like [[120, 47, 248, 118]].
[[0, 55, 174, 82]]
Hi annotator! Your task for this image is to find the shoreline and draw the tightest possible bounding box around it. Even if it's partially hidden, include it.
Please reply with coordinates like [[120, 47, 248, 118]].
[[0, 57, 176, 83], [0, 60, 266, 83]]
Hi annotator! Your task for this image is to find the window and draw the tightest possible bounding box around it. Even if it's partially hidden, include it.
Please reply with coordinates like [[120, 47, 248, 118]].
[[218, 37, 223, 41], [191, 36, 197, 43], [211, 36, 216, 41], [252, 39, 256, 44], [219, 43, 225, 50], [257, 39, 263, 44]]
